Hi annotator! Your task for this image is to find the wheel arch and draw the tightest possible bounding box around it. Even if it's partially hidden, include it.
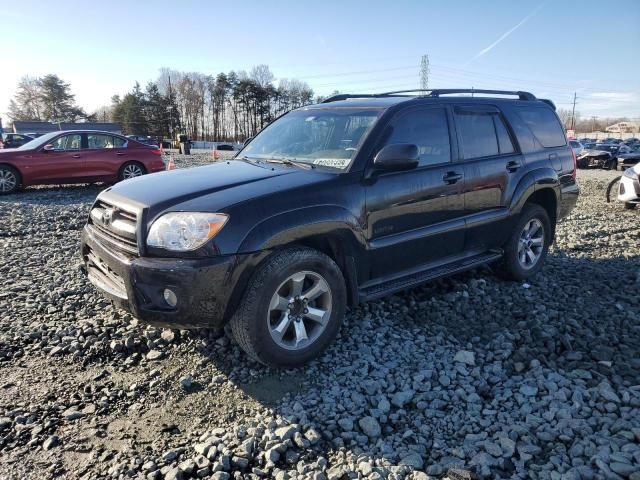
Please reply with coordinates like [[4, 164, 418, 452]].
[[509, 168, 560, 243], [223, 206, 364, 321]]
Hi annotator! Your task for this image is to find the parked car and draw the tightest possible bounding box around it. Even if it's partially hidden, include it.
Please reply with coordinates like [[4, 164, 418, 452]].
[[1, 133, 34, 149], [569, 139, 584, 156], [212, 143, 236, 160], [127, 135, 160, 147], [0, 130, 165, 194], [617, 163, 640, 209], [80, 89, 579, 366], [617, 145, 640, 171], [577, 143, 632, 169]]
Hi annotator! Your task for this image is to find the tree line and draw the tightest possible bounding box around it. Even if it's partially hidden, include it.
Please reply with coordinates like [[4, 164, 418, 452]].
[[7, 65, 319, 142]]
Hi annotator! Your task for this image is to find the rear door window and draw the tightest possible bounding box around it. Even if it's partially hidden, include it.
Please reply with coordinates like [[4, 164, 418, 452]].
[[455, 111, 499, 159], [113, 136, 127, 148], [516, 106, 566, 148], [87, 134, 116, 149], [494, 115, 515, 154]]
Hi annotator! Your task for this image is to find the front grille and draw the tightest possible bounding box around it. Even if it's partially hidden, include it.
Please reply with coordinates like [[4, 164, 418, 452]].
[[88, 200, 139, 255], [85, 248, 128, 299]]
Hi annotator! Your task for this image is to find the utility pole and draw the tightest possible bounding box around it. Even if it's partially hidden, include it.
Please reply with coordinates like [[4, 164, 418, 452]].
[[570, 92, 578, 131], [420, 55, 430, 94], [168, 73, 174, 140]]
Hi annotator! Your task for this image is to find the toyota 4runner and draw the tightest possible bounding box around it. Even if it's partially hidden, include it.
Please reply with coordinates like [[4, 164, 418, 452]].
[[81, 89, 579, 366]]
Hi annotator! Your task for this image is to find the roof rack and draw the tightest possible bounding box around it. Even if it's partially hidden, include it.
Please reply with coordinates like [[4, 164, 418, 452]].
[[321, 88, 537, 103]]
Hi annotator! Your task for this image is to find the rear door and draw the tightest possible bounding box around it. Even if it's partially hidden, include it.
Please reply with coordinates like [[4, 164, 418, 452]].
[[365, 105, 466, 279], [82, 133, 125, 180], [453, 104, 524, 251], [27, 133, 85, 183]]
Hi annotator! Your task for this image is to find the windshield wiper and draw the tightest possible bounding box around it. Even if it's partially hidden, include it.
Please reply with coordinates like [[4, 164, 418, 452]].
[[265, 158, 315, 169]]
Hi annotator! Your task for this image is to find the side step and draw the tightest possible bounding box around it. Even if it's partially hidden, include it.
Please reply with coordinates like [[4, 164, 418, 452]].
[[359, 250, 503, 301]]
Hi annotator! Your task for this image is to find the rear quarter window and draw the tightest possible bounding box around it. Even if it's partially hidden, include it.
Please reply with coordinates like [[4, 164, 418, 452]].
[[516, 105, 566, 148]]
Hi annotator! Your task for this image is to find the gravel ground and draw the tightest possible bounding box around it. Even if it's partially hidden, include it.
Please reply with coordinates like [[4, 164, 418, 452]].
[[0, 166, 639, 480]]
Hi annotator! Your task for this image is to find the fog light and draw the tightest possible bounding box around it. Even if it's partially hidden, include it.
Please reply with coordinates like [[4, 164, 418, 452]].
[[163, 289, 178, 307]]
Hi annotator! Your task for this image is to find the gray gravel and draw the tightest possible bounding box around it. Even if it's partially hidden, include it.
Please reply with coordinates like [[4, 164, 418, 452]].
[[0, 168, 639, 480]]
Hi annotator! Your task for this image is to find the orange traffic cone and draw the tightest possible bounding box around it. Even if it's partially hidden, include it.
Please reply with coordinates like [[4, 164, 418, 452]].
[[166, 156, 176, 171], [212, 145, 220, 161]]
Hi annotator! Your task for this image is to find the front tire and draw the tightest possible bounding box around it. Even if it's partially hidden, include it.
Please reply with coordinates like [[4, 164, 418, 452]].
[[230, 247, 346, 367], [0, 165, 20, 194], [624, 203, 636, 210], [500, 204, 552, 281]]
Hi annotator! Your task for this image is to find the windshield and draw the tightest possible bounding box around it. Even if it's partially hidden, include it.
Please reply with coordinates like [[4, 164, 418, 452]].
[[16, 131, 61, 151], [240, 108, 382, 169]]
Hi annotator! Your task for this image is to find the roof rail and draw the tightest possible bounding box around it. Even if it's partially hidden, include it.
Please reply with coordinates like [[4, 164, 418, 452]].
[[321, 93, 380, 103], [321, 88, 538, 103], [427, 89, 537, 101]]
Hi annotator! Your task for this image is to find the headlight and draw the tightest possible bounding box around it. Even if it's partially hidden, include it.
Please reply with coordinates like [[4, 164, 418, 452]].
[[147, 212, 228, 251], [623, 168, 638, 179]]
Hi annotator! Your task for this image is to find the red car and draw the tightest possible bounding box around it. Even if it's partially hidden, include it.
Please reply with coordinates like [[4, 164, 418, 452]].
[[0, 130, 165, 194]]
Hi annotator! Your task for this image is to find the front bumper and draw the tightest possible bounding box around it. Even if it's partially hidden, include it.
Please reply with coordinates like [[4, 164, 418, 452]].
[[80, 225, 244, 328], [618, 173, 640, 204]]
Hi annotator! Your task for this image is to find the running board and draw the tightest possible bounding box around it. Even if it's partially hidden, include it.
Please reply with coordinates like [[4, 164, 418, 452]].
[[359, 250, 503, 301]]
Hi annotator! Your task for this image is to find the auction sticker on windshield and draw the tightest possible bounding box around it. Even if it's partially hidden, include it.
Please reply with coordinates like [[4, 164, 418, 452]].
[[312, 158, 351, 168]]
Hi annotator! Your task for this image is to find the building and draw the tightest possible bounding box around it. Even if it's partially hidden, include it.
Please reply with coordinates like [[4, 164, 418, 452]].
[[12, 121, 122, 136], [605, 121, 639, 134]]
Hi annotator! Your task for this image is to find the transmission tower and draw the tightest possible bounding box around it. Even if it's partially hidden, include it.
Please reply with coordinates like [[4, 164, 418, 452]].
[[420, 55, 430, 93]]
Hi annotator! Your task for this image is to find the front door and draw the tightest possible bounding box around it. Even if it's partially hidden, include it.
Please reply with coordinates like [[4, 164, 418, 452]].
[[364, 106, 466, 280], [27, 133, 84, 184]]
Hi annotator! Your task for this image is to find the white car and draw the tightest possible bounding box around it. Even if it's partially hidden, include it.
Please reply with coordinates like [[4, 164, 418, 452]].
[[569, 140, 584, 156], [618, 163, 640, 209]]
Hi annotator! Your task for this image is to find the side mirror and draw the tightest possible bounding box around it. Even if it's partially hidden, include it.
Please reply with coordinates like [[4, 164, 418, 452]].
[[42, 144, 55, 152], [373, 143, 420, 172]]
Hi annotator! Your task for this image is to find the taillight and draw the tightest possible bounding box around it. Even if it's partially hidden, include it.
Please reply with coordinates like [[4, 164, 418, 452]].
[[151, 149, 162, 155], [571, 148, 577, 179]]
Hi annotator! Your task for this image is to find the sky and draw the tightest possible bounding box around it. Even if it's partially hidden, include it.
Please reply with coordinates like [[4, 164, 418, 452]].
[[1, 0, 639, 122]]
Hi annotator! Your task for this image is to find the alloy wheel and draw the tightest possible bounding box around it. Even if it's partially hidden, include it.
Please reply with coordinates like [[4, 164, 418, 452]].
[[267, 270, 333, 351], [517, 218, 544, 269], [122, 164, 143, 179], [0, 170, 17, 192]]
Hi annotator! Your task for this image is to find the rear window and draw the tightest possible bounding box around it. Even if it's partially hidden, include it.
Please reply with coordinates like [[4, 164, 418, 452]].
[[516, 106, 566, 148]]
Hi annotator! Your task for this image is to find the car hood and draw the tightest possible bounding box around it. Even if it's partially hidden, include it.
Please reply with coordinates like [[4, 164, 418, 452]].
[[101, 160, 334, 219], [579, 149, 612, 157]]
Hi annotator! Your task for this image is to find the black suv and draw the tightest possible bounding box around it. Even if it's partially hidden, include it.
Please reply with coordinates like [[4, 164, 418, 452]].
[[81, 89, 579, 366]]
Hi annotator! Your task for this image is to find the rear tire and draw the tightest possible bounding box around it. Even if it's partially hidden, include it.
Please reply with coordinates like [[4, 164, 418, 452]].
[[118, 162, 146, 181], [230, 247, 346, 367], [500, 204, 552, 281], [0, 165, 20, 194], [624, 203, 636, 210]]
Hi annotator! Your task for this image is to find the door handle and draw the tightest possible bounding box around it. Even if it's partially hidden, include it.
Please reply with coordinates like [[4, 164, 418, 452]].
[[442, 171, 463, 184], [506, 160, 521, 172], [72, 154, 81, 159], [116, 152, 125, 156]]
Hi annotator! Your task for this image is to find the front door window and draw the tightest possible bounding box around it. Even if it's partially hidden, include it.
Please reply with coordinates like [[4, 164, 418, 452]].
[[52, 134, 82, 151]]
